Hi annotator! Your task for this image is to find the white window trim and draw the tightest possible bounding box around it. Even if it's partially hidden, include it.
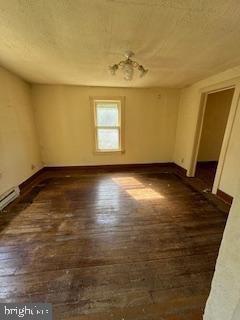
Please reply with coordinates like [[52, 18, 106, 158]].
[[90, 96, 125, 154]]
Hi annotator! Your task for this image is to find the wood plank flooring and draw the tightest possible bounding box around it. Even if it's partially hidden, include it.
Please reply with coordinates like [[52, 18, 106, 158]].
[[195, 161, 218, 190], [0, 169, 227, 319]]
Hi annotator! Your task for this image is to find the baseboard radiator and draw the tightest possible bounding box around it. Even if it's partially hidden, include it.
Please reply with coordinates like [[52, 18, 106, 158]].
[[0, 187, 20, 211]]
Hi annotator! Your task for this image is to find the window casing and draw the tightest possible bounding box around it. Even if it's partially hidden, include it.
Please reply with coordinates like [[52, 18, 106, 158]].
[[93, 99, 123, 153]]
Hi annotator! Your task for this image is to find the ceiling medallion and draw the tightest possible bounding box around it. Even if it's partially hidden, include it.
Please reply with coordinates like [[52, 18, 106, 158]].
[[109, 51, 148, 81]]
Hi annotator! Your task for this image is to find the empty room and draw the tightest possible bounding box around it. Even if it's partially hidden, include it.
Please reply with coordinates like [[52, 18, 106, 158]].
[[0, 1, 240, 320]]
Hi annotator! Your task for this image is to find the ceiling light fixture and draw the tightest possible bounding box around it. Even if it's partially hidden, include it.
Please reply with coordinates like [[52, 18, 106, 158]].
[[109, 51, 148, 81]]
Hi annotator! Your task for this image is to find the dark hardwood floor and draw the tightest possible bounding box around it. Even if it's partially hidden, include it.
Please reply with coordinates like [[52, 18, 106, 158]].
[[195, 161, 218, 190], [0, 167, 227, 319]]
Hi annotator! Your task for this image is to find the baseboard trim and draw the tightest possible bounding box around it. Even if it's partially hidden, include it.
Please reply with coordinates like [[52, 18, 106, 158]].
[[172, 163, 187, 176], [11, 164, 233, 210], [18, 163, 187, 191], [217, 189, 233, 205], [18, 163, 174, 191], [19, 168, 45, 192], [43, 162, 175, 172], [197, 161, 218, 164]]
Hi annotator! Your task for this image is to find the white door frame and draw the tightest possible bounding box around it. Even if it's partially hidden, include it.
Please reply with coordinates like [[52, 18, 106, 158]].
[[187, 80, 240, 194]]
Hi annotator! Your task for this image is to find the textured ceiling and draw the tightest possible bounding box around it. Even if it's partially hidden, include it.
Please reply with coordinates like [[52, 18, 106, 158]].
[[1, 0, 240, 87]]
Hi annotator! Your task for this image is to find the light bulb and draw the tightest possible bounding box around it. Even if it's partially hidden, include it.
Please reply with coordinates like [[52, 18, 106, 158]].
[[138, 65, 148, 77], [109, 64, 118, 75], [122, 62, 134, 80]]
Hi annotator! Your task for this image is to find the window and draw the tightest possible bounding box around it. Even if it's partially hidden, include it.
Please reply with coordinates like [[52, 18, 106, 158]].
[[93, 99, 123, 152]]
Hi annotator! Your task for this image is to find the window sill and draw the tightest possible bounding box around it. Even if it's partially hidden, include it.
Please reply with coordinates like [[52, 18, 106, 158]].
[[94, 149, 125, 155]]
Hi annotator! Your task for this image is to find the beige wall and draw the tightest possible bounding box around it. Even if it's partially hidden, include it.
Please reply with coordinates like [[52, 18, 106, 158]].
[[198, 89, 233, 162], [32, 85, 180, 166], [174, 65, 240, 197], [0, 66, 42, 195], [204, 187, 240, 320]]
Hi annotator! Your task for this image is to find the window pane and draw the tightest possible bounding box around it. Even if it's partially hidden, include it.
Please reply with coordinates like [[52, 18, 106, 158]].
[[97, 128, 119, 150], [96, 104, 119, 126]]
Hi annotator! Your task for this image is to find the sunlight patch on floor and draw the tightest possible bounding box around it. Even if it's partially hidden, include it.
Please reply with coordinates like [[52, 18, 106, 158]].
[[112, 176, 164, 201], [126, 188, 164, 200], [112, 177, 144, 189]]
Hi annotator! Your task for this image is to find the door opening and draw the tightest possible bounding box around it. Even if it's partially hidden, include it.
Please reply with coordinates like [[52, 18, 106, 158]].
[[195, 88, 234, 190]]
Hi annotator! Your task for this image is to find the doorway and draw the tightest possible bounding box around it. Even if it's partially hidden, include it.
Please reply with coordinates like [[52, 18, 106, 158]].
[[195, 88, 234, 190]]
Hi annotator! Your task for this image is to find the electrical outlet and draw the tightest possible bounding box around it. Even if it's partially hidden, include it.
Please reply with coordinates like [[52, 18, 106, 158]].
[[181, 158, 184, 164]]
